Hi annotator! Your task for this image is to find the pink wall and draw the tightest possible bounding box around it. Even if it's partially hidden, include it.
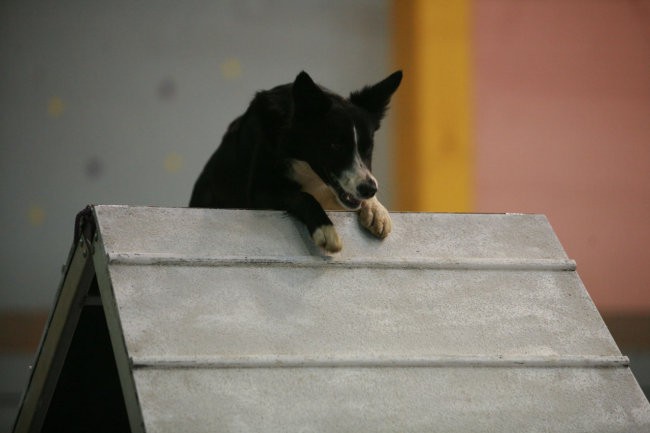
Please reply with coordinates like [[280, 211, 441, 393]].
[[473, 0, 650, 313]]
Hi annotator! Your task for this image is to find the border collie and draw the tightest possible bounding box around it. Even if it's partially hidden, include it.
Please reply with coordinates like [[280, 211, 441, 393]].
[[189, 71, 402, 253]]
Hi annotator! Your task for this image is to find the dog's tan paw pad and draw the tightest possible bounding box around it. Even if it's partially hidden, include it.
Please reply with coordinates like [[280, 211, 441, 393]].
[[312, 225, 342, 253], [359, 198, 392, 239]]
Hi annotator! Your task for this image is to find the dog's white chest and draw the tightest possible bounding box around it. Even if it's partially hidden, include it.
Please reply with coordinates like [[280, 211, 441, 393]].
[[288, 160, 345, 210]]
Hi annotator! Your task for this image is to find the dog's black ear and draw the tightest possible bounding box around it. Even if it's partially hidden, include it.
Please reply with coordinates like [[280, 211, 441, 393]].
[[293, 71, 332, 118], [350, 70, 402, 128]]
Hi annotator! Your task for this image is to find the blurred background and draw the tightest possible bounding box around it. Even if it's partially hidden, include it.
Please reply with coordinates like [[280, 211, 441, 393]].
[[1, 0, 648, 430]]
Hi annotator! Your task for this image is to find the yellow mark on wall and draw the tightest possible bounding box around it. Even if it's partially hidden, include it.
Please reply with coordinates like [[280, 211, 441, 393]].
[[28, 205, 46, 226], [164, 152, 184, 173], [47, 97, 65, 118], [221, 58, 242, 79], [392, 0, 473, 212]]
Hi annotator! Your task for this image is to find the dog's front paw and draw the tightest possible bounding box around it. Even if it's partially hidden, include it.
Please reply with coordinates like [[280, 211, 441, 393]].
[[359, 197, 392, 239], [312, 225, 342, 253]]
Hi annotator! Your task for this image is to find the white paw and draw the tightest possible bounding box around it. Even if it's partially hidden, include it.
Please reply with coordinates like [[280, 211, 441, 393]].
[[312, 225, 342, 253], [358, 197, 392, 239]]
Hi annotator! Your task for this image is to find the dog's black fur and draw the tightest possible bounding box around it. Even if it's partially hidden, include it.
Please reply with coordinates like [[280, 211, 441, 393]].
[[189, 71, 402, 252]]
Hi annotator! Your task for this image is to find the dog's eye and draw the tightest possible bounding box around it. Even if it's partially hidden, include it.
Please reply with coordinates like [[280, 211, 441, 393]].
[[330, 142, 342, 151]]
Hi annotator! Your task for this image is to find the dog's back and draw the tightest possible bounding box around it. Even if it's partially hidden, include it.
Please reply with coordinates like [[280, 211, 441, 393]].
[[189, 84, 292, 208]]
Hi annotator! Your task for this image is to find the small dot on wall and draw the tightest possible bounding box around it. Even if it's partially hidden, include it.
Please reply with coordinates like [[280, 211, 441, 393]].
[[28, 205, 46, 226], [158, 77, 177, 101], [47, 96, 65, 118], [221, 58, 242, 80], [85, 156, 105, 180], [164, 153, 184, 173]]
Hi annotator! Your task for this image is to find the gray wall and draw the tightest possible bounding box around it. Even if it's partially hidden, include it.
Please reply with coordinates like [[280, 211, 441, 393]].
[[0, 0, 393, 309]]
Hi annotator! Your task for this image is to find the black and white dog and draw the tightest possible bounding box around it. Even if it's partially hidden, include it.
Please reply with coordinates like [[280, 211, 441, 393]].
[[189, 71, 402, 252]]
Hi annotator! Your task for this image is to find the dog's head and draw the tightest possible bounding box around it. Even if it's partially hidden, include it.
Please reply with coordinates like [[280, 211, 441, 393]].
[[289, 71, 402, 210]]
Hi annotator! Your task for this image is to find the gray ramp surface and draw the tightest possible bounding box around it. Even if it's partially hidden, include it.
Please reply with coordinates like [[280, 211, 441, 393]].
[[13, 206, 650, 432]]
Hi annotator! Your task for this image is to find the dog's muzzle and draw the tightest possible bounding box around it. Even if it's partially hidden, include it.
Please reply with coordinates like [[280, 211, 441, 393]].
[[356, 178, 378, 199], [332, 176, 377, 210]]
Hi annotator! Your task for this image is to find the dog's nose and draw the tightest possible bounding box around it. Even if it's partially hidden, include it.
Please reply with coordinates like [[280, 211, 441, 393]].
[[357, 179, 377, 199]]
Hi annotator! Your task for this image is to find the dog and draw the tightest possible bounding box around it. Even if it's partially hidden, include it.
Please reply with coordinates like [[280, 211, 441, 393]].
[[189, 70, 402, 253]]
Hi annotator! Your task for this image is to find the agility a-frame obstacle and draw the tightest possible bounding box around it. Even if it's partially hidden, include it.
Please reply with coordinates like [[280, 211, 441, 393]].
[[13, 206, 650, 432]]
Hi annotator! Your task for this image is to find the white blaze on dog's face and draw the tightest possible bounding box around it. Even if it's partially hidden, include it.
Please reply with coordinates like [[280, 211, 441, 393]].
[[330, 124, 378, 210]]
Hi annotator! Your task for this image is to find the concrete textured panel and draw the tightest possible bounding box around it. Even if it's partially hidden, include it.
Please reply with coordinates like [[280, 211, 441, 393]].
[[133, 368, 650, 433], [108, 265, 618, 360], [94, 206, 570, 263], [85, 206, 650, 431]]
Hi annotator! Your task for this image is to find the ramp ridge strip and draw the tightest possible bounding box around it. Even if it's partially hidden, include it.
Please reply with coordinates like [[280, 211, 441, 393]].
[[130, 355, 628, 369], [108, 253, 576, 271]]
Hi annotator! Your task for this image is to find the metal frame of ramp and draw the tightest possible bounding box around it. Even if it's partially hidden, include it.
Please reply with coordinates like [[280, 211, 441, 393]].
[[12, 205, 650, 432]]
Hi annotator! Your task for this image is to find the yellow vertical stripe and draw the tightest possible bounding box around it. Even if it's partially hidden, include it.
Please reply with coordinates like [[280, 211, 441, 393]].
[[392, 0, 473, 212]]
